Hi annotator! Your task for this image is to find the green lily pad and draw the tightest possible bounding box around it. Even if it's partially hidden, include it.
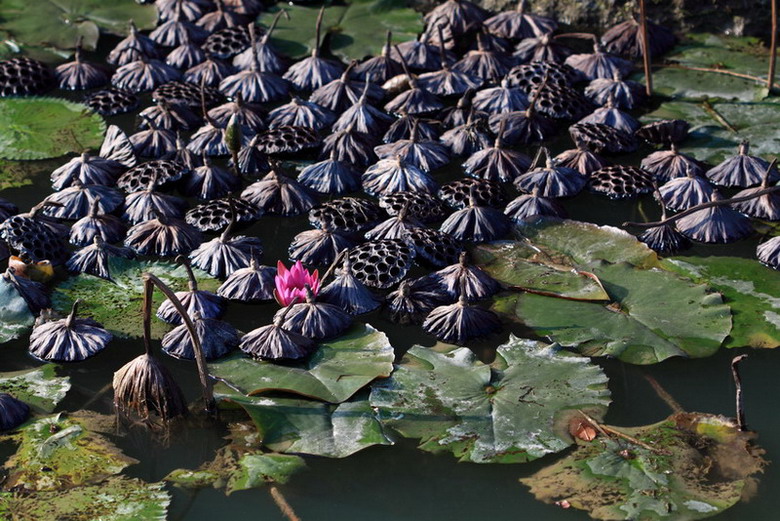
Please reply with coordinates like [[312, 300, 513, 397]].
[[0, 97, 105, 160], [495, 263, 732, 364], [1, 413, 136, 491], [471, 241, 609, 300], [166, 422, 306, 494], [515, 219, 660, 269], [663, 256, 780, 349], [369, 337, 611, 464], [0, 0, 158, 51], [0, 275, 35, 343], [0, 366, 70, 412], [642, 34, 771, 102], [0, 159, 46, 190], [643, 100, 780, 164], [51, 257, 221, 340], [209, 324, 394, 403], [329, 0, 424, 61], [258, 0, 423, 61], [522, 412, 766, 521], [0, 476, 170, 521], [217, 385, 392, 458]]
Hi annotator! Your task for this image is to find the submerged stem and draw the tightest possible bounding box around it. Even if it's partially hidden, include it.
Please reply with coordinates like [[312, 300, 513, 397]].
[[143, 273, 216, 415]]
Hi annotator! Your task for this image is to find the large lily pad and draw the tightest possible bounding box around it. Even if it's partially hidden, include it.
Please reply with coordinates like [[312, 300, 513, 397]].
[[522, 412, 766, 521], [663, 256, 780, 349], [0, 0, 158, 52], [209, 324, 394, 403], [0, 366, 70, 413], [258, 0, 423, 61], [217, 385, 392, 458], [514, 218, 660, 269], [0, 97, 105, 160], [0, 275, 35, 343], [644, 34, 771, 102], [166, 423, 306, 495], [51, 257, 220, 340], [369, 337, 611, 464], [643, 100, 780, 164], [0, 477, 170, 521], [1, 413, 136, 491], [471, 241, 609, 300], [495, 263, 732, 364]]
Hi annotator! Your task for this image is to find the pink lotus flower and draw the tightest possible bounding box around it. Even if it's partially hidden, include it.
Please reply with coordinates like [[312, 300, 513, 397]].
[[274, 260, 320, 306]]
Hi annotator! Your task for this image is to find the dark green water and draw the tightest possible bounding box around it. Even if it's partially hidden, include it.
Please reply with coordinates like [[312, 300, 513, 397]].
[[2, 41, 779, 521]]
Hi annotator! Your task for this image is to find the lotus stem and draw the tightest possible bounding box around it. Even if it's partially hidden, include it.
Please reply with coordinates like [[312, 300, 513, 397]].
[[313, 5, 325, 57], [623, 183, 780, 229], [643, 374, 683, 413], [769, 0, 778, 90], [321, 248, 349, 286], [262, 9, 289, 45], [393, 44, 417, 88], [638, 0, 653, 96], [143, 273, 216, 415], [176, 256, 199, 292], [65, 299, 81, 329], [269, 485, 301, 521], [732, 354, 749, 431], [436, 25, 448, 69], [219, 197, 238, 243]]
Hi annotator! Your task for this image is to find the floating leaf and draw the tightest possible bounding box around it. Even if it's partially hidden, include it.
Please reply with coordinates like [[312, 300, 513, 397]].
[[209, 324, 394, 403], [0, 97, 105, 160], [1, 413, 136, 491], [471, 241, 609, 301], [0, 275, 35, 343], [257, 4, 347, 60], [0, 0, 158, 52], [522, 412, 766, 521], [51, 257, 220, 340], [644, 34, 770, 102], [515, 218, 660, 269], [663, 256, 780, 349], [495, 263, 732, 364], [217, 385, 392, 458], [643, 100, 780, 164], [369, 337, 611, 464], [258, 0, 423, 61], [0, 366, 70, 412], [329, 0, 424, 61], [166, 422, 306, 495], [0, 476, 170, 521], [0, 159, 47, 190]]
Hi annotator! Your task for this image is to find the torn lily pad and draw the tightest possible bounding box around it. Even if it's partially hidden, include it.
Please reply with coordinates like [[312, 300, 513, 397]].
[[0, 97, 105, 160], [663, 256, 780, 349], [369, 337, 611, 464], [495, 263, 732, 365], [210, 324, 394, 403], [0, 366, 70, 413], [166, 423, 306, 495], [0, 476, 170, 521], [522, 412, 766, 521], [51, 257, 220, 340], [217, 385, 392, 458], [1, 413, 136, 491]]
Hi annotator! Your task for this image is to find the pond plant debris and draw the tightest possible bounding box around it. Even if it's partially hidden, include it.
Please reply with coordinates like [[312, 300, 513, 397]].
[[1, 0, 780, 519]]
